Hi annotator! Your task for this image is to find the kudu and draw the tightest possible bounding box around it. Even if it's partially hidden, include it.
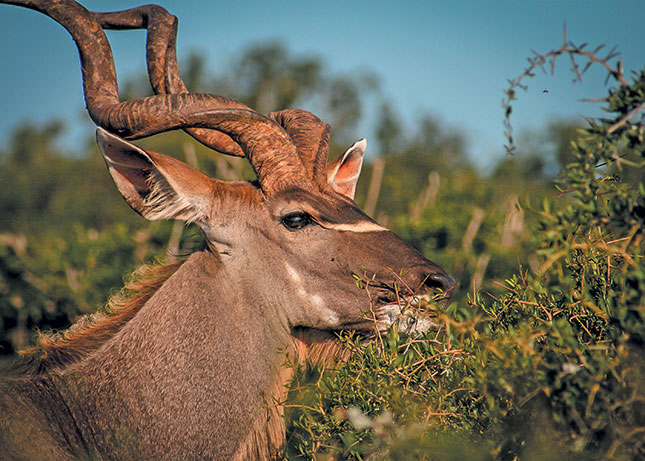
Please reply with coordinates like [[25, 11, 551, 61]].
[[0, 1, 456, 459]]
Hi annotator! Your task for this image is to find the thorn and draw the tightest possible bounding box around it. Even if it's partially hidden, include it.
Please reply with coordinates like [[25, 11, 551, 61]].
[[562, 22, 567, 46]]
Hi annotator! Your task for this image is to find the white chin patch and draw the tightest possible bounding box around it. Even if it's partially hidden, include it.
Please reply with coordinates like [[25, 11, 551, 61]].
[[378, 296, 439, 335], [325, 311, 339, 327]]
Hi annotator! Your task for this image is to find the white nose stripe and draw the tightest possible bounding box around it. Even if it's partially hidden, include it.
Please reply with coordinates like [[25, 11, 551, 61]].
[[323, 221, 388, 233]]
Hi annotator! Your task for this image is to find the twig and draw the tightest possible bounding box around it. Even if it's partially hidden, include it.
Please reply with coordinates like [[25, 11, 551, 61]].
[[503, 24, 627, 154], [607, 102, 645, 134], [461, 208, 485, 252]]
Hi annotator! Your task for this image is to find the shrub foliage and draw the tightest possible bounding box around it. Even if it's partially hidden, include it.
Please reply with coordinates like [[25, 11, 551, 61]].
[[284, 70, 644, 459]]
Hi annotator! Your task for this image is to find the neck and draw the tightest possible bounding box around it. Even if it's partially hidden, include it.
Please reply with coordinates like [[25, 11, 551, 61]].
[[0, 375, 94, 459], [55, 250, 294, 459]]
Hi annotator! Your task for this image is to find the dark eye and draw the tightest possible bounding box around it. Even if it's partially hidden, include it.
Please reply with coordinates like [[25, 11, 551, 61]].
[[281, 212, 313, 230]]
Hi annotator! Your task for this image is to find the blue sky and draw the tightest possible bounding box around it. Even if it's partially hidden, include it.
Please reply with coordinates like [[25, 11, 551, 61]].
[[1, 1, 643, 166]]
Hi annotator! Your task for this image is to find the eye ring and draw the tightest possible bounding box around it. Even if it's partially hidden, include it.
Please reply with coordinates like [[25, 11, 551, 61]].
[[281, 212, 313, 231]]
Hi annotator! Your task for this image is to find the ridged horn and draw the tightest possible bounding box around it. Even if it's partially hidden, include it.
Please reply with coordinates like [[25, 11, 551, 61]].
[[4, 0, 308, 191]]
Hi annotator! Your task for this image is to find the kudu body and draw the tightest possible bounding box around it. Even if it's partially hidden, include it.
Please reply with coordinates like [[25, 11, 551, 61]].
[[0, 1, 455, 459]]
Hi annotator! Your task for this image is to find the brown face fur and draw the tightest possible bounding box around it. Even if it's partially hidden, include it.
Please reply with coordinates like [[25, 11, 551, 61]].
[[210, 183, 453, 334]]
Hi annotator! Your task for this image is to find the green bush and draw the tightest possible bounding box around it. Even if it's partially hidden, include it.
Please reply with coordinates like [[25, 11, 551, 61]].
[[0, 222, 202, 354], [283, 68, 644, 460]]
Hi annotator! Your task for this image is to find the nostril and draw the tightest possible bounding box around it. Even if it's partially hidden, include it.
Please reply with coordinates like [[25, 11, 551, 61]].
[[425, 273, 457, 298]]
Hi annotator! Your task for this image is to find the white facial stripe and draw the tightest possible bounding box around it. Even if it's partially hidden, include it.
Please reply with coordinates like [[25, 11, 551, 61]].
[[322, 221, 389, 233], [285, 264, 336, 326], [311, 295, 324, 307], [285, 263, 302, 283]]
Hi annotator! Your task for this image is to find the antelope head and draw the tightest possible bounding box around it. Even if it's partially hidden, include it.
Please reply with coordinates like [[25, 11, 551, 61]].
[[96, 129, 455, 336], [18, 0, 455, 337]]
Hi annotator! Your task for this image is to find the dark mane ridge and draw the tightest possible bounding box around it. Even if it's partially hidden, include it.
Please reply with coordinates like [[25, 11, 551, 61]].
[[20, 259, 185, 374]]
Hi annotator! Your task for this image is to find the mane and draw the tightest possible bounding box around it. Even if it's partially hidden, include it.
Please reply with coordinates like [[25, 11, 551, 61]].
[[20, 260, 184, 374]]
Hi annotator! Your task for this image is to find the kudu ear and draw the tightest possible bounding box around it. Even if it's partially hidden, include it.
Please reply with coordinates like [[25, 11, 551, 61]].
[[96, 128, 214, 224], [326, 139, 366, 200]]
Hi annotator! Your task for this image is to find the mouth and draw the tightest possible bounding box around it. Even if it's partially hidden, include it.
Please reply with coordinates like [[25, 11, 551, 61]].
[[373, 292, 447, 335]]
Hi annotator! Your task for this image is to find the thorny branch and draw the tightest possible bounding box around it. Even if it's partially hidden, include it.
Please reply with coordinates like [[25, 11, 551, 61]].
[[502, 24, 628, 154], [607, 102, 645, 134]]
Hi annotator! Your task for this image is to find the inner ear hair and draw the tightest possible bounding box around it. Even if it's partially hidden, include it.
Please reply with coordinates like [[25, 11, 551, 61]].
[[142, 169, 204, 224]]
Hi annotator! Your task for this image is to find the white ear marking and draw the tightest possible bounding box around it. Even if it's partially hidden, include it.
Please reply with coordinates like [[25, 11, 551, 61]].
[[329, 138, 366, 178], [142, 170, 202, 223], [326, 138, 367, 200]]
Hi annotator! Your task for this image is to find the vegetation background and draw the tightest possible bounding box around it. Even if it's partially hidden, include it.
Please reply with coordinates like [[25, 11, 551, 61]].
[[0, 37, 642, 459]]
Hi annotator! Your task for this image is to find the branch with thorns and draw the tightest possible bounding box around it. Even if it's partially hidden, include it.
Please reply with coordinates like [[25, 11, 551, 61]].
[[502, 24, 628, 154]]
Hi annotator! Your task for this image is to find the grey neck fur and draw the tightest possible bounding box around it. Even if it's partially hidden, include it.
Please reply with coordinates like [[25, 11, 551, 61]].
[[2, 251, 296, 459]]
